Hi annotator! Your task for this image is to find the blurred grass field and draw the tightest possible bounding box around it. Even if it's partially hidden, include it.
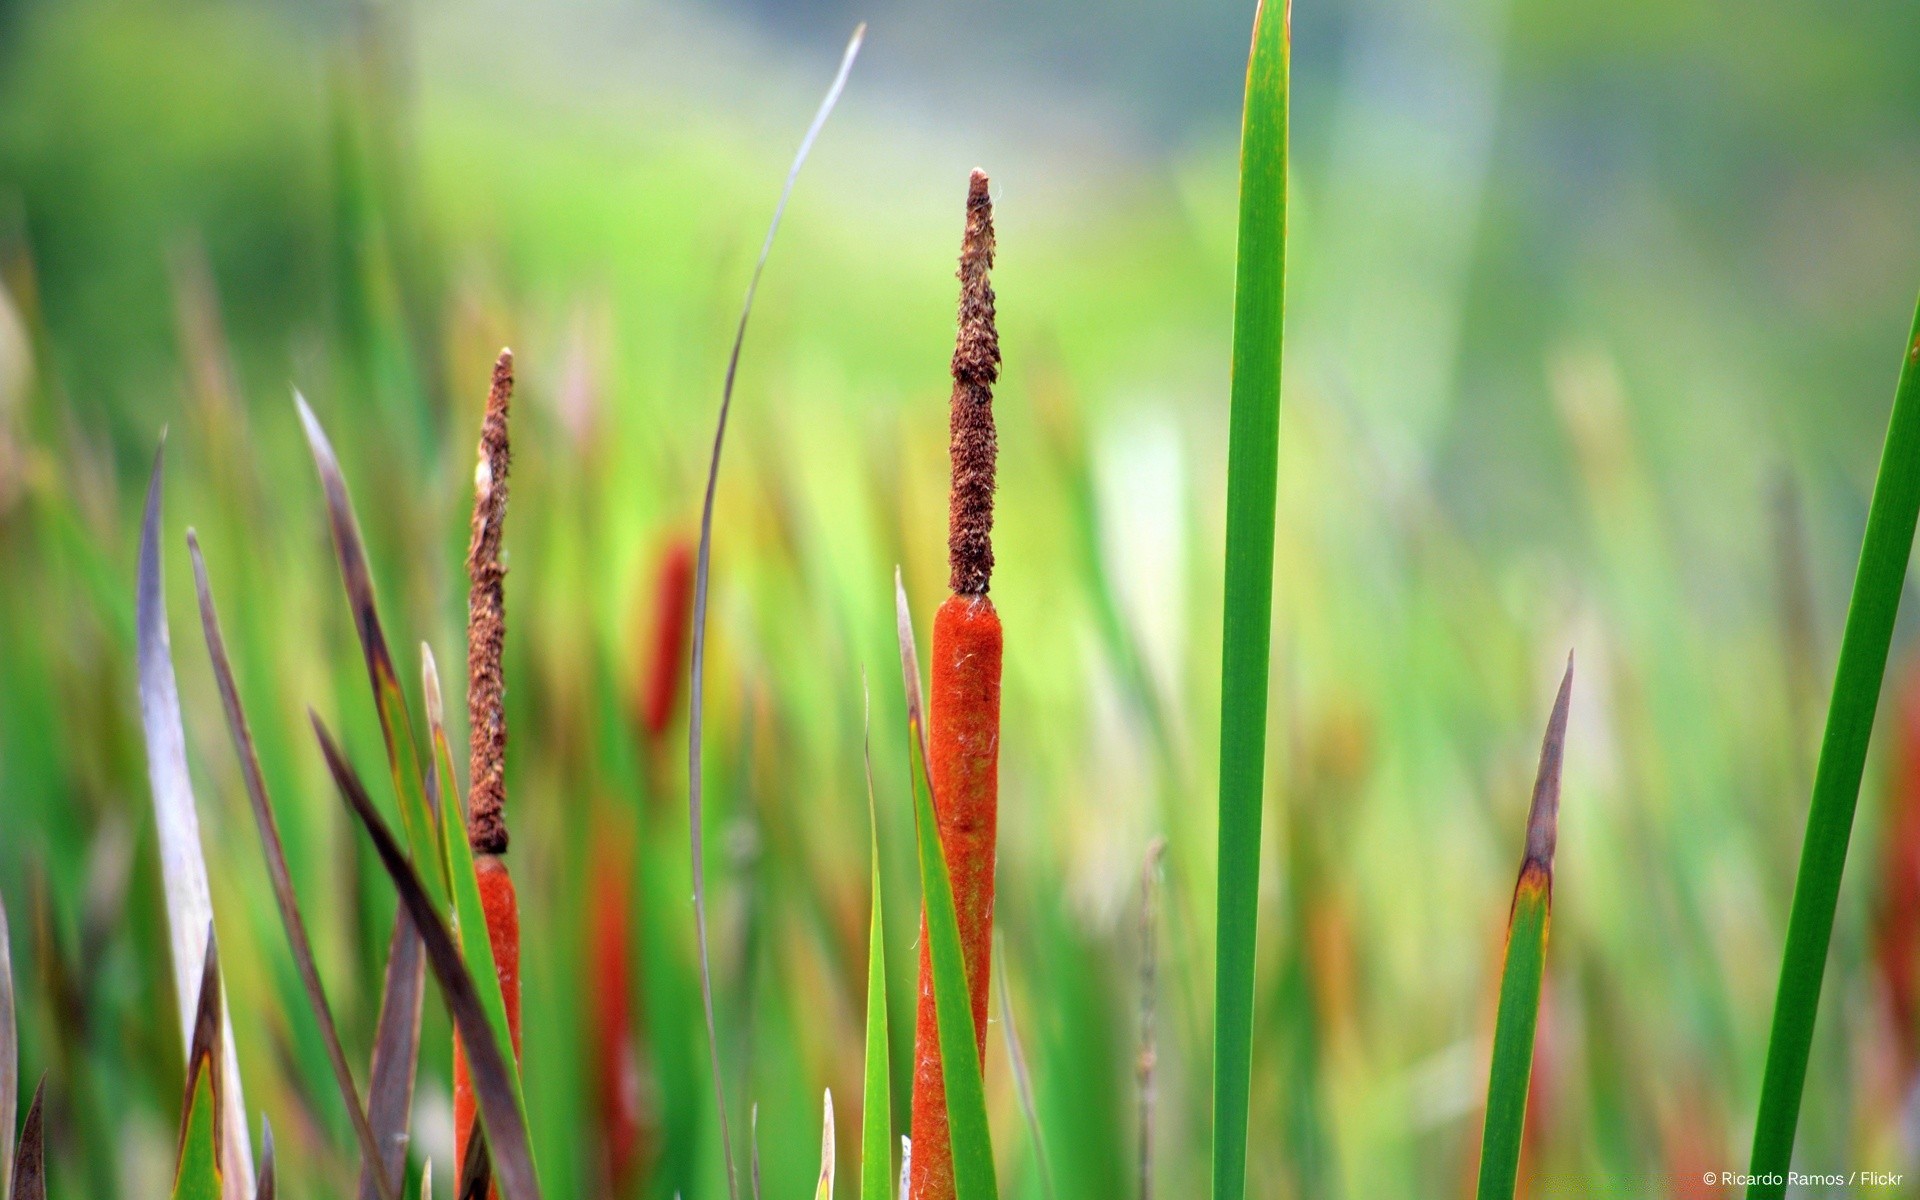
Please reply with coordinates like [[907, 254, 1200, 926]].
[[4, 0, 1920, 1196]]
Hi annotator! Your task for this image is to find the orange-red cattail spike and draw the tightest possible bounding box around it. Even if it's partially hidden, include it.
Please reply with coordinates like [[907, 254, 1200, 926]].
[[455, 349, 522, 1196], [909, 168, 1004, 1200]]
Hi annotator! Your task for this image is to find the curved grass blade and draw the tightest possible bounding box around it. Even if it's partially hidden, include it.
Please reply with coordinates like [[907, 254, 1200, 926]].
[[186, 532, 400, 1200], [294, 393, 444, 903], [685, 27, 864, 1200], [1211, 3, 1290, 1197], [1751, 294, 1920, 1196], [137, 443, 255, 1199], [860, 684, 893, 1200], [0, 892, 14, 1199], [255, 1120, 275, 1200], [815, 1091, 836, 1200], [994, 937, 1053, 1200], [312, 715, 542, 1200], [174, 934, 228, 1200], [894, 570, 997, 1200], [1476, 657, 1573, 1200], [8, 1078, 43, 1200]]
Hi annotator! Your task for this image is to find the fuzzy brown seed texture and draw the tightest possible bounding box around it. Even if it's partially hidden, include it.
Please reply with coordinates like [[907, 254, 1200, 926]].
[[947, 168, 1000, 597], [467, 349, 513, 854]]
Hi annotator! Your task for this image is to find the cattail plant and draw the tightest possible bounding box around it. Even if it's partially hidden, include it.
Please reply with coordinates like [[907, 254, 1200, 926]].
[[908, 167, 1004, 1200], [455, 349, 523, 1190]]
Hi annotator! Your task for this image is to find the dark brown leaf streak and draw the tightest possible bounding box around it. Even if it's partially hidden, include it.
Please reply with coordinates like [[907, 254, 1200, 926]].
[[7, 1079, 43, 1200], [312, 716, 542, 1200], [180, 933, 227, 1178], [186, 533, 400, 1200]]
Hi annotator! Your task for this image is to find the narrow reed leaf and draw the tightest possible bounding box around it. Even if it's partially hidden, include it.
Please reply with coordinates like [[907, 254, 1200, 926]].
[[894, 570, 997, 1200], [1476, 656, 1573, 1200], [815, 1091, 836, 1200], [294, 393, 445, 902], [174, 935, 228, 1200], [0, 892, 14, 1200], [137, 442, 254, 1199], [313, 716, 542, 1200], [861, 685, 893, 1200], [187, 533, 399, 1200], [8, 1079, 42, 1200], [685, 27, 863, 1200], [1211, 1, 1290, 1196], [423, 645, 531, 1157], [1137, 839, 1167, 1200], [994, 938, 1053, 1200], [750, 1106, 762, 1200], [360, 914, 425, 1200], [1752, 294, 1920, 1195], [254, 1121, 275, 1200]]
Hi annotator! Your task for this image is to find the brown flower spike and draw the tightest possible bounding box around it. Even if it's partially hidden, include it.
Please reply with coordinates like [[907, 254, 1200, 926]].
[[467, 348, 513, 854], [948, 168, 1000, 596]]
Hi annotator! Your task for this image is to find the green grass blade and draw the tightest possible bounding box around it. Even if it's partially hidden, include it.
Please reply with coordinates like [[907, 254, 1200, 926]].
[[1476, 657, 1572, 1200], [815, 1091, 836, 1200], [1211, 3, 1289, 1198], [861, 686, 893, 1200], [422, 647, 536, 1150], [895, 571, 998, 1200], [1750, 294, 1920, 1195]]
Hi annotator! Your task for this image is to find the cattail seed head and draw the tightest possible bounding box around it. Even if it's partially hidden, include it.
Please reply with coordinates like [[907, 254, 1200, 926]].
[[467, 348, 513, 854], [948, 168, 1000, 596]]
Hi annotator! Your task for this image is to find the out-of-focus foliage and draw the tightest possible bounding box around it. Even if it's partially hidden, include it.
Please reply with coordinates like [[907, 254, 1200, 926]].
[[2, 0, 1920, 1196]]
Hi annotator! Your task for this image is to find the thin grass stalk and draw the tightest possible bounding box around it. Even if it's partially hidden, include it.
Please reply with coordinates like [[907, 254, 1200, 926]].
[[1476, 658, 1573, 1200], [1750, 292, 1920, 1195], [862, 684, 895, 1200], [685, 30, 863, 1199], [1210, 3, 1289, 1198]]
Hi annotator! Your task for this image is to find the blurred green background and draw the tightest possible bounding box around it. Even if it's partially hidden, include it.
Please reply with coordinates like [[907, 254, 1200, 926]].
[[3, 0, 1920, 1195]]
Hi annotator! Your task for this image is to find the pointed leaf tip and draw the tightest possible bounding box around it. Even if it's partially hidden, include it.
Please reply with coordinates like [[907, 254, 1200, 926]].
[[1522, 656, 1575, 874]]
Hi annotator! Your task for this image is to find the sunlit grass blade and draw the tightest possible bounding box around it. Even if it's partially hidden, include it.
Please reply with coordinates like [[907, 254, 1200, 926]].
[[0, 891, 13, 1199], [254, 1120, 275, 1200], [1476, 657, 1573, 1200], [294, 392, 445, 903], [1211, 3, 1289, 1198], [136, 441, 254, 1199], [186, 531, 400, 1200], [174, 935, 228, 1200], [894, 569, 997, 1200], [993, 937, 1053, 1200], [861, 684, 893, 1200], [815, 1090, 836, 1200], [684, 27, 863, 1200], [1751, 293, 1920, 1196], [8, 1079, 43, 1200], [1137, 838, 1167, 1200], [313, 714, 543, 1200]]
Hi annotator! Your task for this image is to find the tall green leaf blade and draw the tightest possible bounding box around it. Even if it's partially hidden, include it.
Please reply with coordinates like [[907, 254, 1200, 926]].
[[173, 1067, 223, 1200], [1212, 3, 1289, 1199], [1476, 657, 1572, 1200], [422, 645, 529, 1128], [861, 689, 892, 1200], [894, 571, 997, 1200], [1750, 295, 1920, 1196]]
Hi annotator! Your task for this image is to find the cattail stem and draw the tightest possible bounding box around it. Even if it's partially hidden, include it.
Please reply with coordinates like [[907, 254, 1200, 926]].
[[455, 349, 521, 1195], [909, 169, 1004, 1200]]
